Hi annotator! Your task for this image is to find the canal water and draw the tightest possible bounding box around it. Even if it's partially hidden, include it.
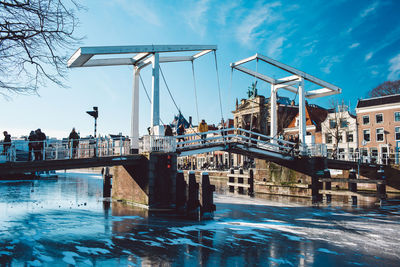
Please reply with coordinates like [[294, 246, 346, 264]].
[[1, 172, 400, 266]]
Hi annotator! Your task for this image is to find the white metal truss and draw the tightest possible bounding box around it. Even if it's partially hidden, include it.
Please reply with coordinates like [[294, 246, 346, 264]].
[[230, 53, 341, 154], [67, 45, 217, 150]]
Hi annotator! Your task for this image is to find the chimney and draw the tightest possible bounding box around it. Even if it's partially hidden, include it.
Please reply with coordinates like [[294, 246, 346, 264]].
[[236, 98, 238, 109], [189, 116, 192, 126]]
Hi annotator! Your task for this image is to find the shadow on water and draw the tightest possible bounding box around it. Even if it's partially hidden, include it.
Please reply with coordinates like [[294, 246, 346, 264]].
[[0, 173, 400, 266]]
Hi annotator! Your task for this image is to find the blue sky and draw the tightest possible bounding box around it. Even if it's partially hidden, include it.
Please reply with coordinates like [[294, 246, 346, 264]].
[[2, 0, 400, 138]]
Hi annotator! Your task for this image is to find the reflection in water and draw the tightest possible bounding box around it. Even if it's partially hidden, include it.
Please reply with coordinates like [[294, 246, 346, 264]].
[[0, 173, 400, 266]]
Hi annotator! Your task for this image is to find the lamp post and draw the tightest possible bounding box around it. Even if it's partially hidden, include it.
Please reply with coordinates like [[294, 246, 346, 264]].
[[87, 106, 99, 157], [86, 106, 98, 137]]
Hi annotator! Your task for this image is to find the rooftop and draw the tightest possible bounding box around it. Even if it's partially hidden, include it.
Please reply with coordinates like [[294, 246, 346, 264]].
[[356, 94, 400, 108]]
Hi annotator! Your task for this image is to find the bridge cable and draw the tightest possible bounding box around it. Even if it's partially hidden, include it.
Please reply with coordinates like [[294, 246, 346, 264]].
[[158, 64, 203, 139], [139, 73, 165, 126], [159, 66, 181, 114], [213, 50, 225, 124]]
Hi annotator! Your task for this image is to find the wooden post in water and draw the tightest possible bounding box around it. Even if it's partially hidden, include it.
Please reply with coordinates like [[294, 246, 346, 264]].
[[229, 169, 235, 193], [248, 169, 254, 196], [348, 169, 357, 205], [199, 172, 216, 220], [175, 170, 187, 213], [187, 171, 199, 218], [323, 169, 331, 203], [238, 168, 244, 194], [103, 167, 112, 198], [376, 167, 387, 204]]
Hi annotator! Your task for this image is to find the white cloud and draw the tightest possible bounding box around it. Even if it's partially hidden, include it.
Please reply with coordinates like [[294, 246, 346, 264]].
[[320, 55, 343, 74], [365, 52, 373, 61], [388, 53, 400, 80], [236, 1, 281, 46], [300, 40, 318, 57], [349, 43, 360, 49], [346, 2, 378, 34], [217, 1, 239, 25], [185, 0, 210, 37], [360, 1, 379, 18], [115, 0, 162, 26], [266, 37, 286, 59]]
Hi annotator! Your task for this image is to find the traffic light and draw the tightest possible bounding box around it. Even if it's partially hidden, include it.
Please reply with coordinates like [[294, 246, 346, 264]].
[[86, 106, 98, 119]]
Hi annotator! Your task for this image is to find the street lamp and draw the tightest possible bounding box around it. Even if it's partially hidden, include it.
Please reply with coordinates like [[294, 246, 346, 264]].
[[86, 106, 98, 138], [87, 106, 99, 157]]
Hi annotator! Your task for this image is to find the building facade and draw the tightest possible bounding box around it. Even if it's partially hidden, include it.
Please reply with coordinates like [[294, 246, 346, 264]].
[[321, 106, 358, 160], [356, 94, 400, 164]]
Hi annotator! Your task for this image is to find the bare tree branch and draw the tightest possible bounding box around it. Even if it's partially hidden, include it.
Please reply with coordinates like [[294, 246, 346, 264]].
[[0, 0, 83, 97], [368, 80, 400, 98]]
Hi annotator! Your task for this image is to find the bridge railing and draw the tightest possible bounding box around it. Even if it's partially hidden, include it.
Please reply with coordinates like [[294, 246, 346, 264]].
[[175, 128, 298, 156], [0, 137, 131, 162], [141, 135, 176, 153]]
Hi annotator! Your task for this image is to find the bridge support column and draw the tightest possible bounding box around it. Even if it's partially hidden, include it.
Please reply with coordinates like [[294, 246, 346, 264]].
[[111, 152, 177, 210], [131, 66, 140, 152], [151, 53, 160, 127], [270, 84, 277, 145], [298, 77, 306, 155]]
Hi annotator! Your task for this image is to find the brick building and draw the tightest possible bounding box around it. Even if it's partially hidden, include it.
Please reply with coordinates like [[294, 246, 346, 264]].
[[356, 94, 400, 164], [283, 103, 329, 146]]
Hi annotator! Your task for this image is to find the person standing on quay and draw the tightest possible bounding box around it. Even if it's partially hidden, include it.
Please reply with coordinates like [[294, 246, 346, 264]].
[[35, 129, 46, 160], [68, 128, 80, 159], [177, 124, 185, 146], [28, 130, 36, 161], [2, 131, 11, 160], [199, 119, 208, 144]]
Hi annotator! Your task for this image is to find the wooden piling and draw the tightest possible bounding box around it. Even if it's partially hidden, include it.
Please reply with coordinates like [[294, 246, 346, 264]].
[[175, 170, 187, 213], [348, 169, 357, 205], [102, 167, 112, 198], [238, 168, 244, 194], [248, 169, 254, 196], [376, 167, 387, 202], [323, 169, 331, 203], [187, 171, 199, 218], [229, 169, 235, 193], [199, 172, 216, 220]]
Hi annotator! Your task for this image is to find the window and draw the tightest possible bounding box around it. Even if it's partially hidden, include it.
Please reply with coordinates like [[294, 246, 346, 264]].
[[395, 112, 400, 122], [370, 148, 378, 157], [363, 129, 370, 142], [340, 119, 348, 128], [338, 133, 343, 143], [326, 134, 332, 144], [376, 114, 383, 124], [329, 119, 336, 129], [396, 127, 400, 141], [362, 115, 369, 125], [360, 148, 368, 157], [346, 131, 354, 142], [376, 128, 384, 142]]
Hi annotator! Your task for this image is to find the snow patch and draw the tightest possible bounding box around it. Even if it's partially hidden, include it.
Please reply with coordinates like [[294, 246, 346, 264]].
[[75, 246, 110, 255], [317, 248, 340, 255]]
